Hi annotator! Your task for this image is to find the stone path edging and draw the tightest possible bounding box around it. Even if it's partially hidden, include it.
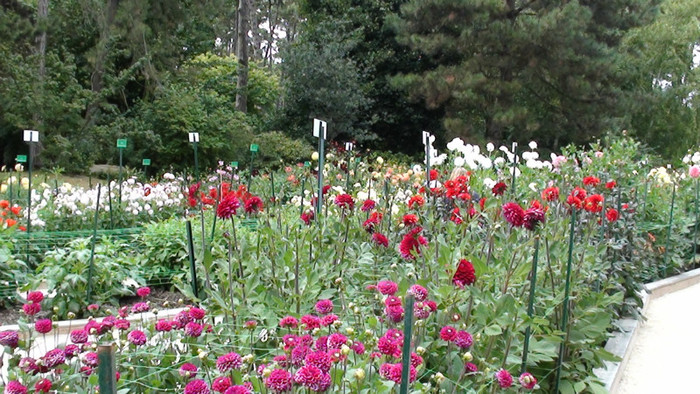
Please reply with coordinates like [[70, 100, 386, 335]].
[[594, 267, 700, 392]]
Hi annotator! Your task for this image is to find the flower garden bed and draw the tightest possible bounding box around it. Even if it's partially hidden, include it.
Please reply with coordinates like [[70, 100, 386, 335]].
[[1, 136, 699, 392]]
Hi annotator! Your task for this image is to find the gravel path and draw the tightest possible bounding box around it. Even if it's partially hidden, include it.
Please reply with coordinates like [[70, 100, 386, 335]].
[[614, 282, 700, 393]]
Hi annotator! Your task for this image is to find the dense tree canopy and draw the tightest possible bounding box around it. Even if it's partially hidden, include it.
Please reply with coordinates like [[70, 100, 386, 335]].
[[0, 0, 698, 172]]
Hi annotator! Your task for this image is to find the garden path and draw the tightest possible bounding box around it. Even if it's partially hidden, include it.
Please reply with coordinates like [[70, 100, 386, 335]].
[[614, 281, 700, 393]]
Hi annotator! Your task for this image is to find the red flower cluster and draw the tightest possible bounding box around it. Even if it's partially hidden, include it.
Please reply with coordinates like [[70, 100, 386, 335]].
[[583, 176, 600, 187], [363, 212, 383, 233], [408, 195, 425, 209], [453, 259, 476, 287], [399, 227, 428, 259], [1, 200, 24, 230], [334, 194, 354, 210], [361, 199, 376, 212], [444, 175, 471, 200], [216, 194, 240, 219], [566, 187, 587, 209], [606, 208, 619, 222], [244, 196, 264, 214], [502, 202, 525, 227], [541, 186, 559, 202], [492, 182, 507, 196], [583, 194, 604, 213]]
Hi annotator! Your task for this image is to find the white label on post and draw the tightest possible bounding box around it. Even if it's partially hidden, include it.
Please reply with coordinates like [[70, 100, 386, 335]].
[[512, 142, 517, 151], [422, 131, 431, 145], [23, 130, 39, 142], [345, 142, 354, 151], [313, 119, 327, 139], [188, 132, 200, 142]]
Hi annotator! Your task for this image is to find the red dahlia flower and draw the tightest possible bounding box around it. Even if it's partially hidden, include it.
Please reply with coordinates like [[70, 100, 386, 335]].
[[361, 199, 376, 212], [408, 195, 424, 209], [583, 176, 600, 187], [523, 207, 546, 231], [583, 194, 604, 213], [217, 194, 240, 219], [605, 180, 617, 189], [492, 182, 507, 196], [399, 227, 428, 260], [502, 202, 525, 227], [495, 369, 514, 388], [402, 214, 419, 227], [606, 208, 619, 222], [244, 196, 264, 214], [372, 233, 389, 247], [541, 186, 559, 201], [453, 259, 476, 287], [334, 194, 354, 210]]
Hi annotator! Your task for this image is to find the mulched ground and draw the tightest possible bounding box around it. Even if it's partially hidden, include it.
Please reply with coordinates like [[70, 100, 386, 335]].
[[0, 287, 186, 327]]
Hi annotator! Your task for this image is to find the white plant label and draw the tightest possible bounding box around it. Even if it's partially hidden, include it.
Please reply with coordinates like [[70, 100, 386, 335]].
[[188, 132, 200, 143], [422, 131, 431, 145], [23, 130, 39, 142], [345, 142, 354, 151], [313, 119, 327, 139]]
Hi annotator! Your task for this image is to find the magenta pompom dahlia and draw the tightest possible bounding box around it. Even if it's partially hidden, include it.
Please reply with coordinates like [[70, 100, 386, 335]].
[[216, 352, 243, 373]]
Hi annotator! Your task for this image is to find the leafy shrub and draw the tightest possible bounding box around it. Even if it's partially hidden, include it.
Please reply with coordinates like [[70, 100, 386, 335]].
[[29, 237, 144, 318], [252, 131, 314, 168]]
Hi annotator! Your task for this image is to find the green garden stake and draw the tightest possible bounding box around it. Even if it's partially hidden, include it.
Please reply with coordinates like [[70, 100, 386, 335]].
[[313, 119, 327, 216], [399, 294, 416, 394], [270, 171, 276, 204], [86, 183, 102, 304], [662, 184, 676, 277], [188, 133, 200, 183], [510, 142, 518, 197], [248, 144, 259, 192], [142, 158, 151, 180], [554, 207, 577, 393], [8, 169, 13, 208], [522, 236, 540, 374], [186, 220, 199, 299], [116, 139, 126, 204], [231, 161, 238, 187], [97, 343, 117, 394]]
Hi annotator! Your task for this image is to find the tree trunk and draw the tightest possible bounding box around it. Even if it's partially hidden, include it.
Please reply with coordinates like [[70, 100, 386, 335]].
[[235, 0, 249, 113], [36, 0, 48, 79]]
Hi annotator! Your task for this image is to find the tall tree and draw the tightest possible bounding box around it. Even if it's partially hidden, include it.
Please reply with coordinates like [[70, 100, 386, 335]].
[[391, 0, 660, 149]]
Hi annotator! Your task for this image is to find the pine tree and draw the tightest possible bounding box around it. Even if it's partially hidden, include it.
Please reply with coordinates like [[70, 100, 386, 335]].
[[391, 0, 660, 148]]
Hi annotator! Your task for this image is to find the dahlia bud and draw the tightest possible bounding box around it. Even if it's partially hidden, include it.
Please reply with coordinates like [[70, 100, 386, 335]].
[[341, 345, 351, 356], [353, 307, 360, 314], [242, 354, 254, 364], [312, 328, 321, 336], [354, 368, 366, 380], [348, 302, 355, 309], [451, 314, 461, 322], [462, 352, 473, 362], [152, 309, 159, 315], [198, 352, 208, 360], [415, 320, 425, 327], [262, 368, 272, 377], [416, 346, 426, 355], [334, 277, 342, 285], [345, 327, 354, 335], [53, 306, 59, 312], [129, 366, 135, 372], [222, 231, 230, 239], [178, 299, 184, 304], [163, 301, 170, 307], [312, 152, 319, 161], [364, 329, 373, 336], [376, 157, 384, 165], [434, 372, 445, 384], [390, 263, 397, 269], [333, 320, 343, 328], [475, 333, 481, 341], [67, 312, 76, 319]]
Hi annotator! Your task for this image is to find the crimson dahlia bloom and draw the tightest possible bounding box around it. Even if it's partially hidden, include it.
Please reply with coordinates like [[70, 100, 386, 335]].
[[244, 196, 264, 214], [606, 208, 619, 222], [4, 381, 27, 394], [27, 291, 44, 303], [377, 280, 398, 295], [402, 214, 419, 227], [305, 350, 332, 373], [217, 352, 242, 372], [0, 330, 19, 348], [399, 227, 428, 260], [495, 369, 514, 388], [279, 316, 298, 329], [184, 322, 203, 337], [136, 286, 150, 298], [372, 232, 389, 247], [184, 379, 210, 394], [293, 365, 331, 392], [334, 193, 354, 210], [127, 330, 147, 346], [266, 369, 293, 393], [188, 307, 206, 320], [440, 326, 457, 341], [212, 376, 232, 393], [492, 181, 507, 196], [315, 299, 334, 315], [583, 176, 600, 186], [541, 186, 559, 201], [454, 331, 473, 349], [453, 259, 476, 287], [523, 207, 546, 230], [41, 348, 66, 368], [22, 302, 40, 316], [180, 363, 198, 378], [34, 379, 51, 393], [583, 194, 604, 213], [408, 195, 424, 209], [217, 194, 240, 219], [35, 319, 52, 334], [502, 202, 525, 227], [408, 284, 428, 301], [70, 329, 88, 344], [361, 199, 376, 212]]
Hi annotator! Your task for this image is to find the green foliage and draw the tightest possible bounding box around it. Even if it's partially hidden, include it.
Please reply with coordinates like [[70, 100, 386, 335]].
[[30, 237, 144, 317], [252, 131, 314, 168], [390, 0, 661, 150]]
